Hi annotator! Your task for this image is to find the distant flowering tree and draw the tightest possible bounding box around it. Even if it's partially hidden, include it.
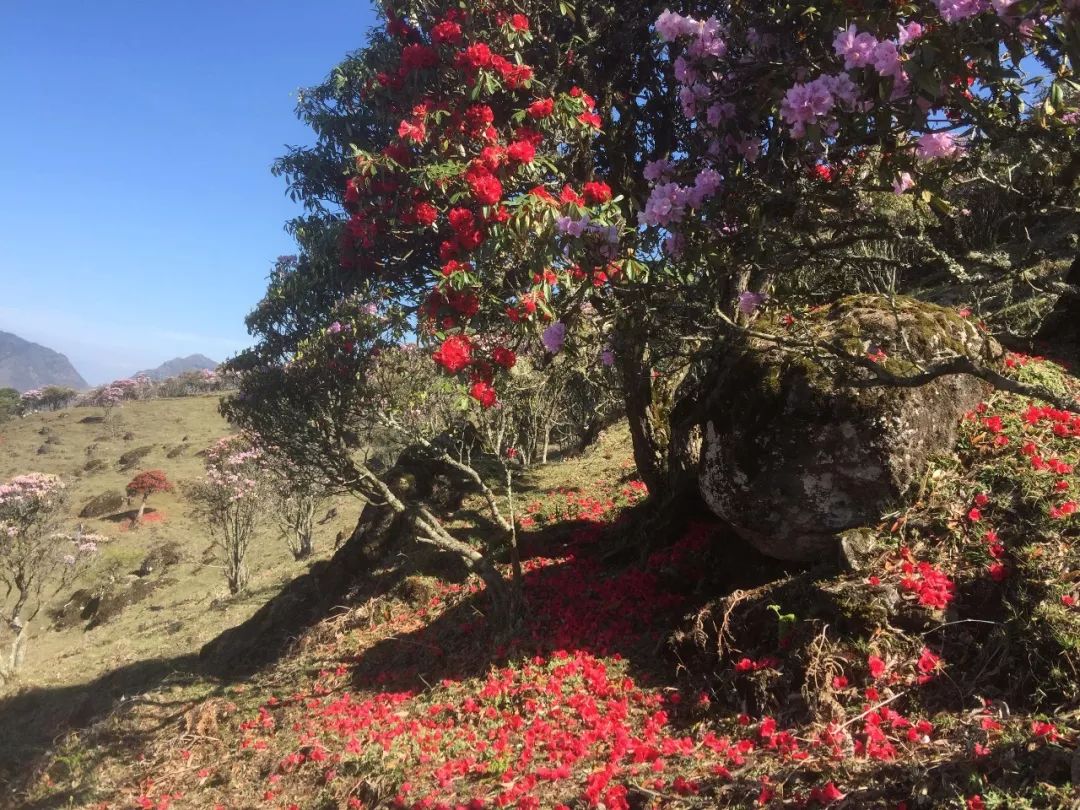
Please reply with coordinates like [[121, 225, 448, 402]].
[[187, 436, 268, 594], [125, 470, 174, 526], [0, 473, 96, 678], [17, 387, 78, 414]]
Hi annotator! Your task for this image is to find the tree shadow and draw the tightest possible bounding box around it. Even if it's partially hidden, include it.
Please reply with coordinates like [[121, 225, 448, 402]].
[[0, 653, 208, 805]]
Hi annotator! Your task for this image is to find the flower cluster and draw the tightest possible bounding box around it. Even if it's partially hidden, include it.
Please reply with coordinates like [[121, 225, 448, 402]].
[[339, 4, 626, 408]]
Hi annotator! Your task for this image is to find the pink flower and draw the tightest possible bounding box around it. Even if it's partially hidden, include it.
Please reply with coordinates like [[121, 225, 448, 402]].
[[893, 172, 915, 195], [917, 131, 964, 160], [933, 0, 990, 22]]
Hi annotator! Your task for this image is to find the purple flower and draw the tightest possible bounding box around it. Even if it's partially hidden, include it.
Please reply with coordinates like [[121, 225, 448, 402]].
[[601, 348, 616, 367], [542, 322, 567, 354], [738, 291, 767, 315], [327, 321, 344, 335]]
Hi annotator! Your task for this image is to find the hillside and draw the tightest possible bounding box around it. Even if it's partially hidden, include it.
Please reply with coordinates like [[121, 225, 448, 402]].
[[0, 395, 359, 793], [134, 354, 219, 381], [0, 331, 87, 392], [2, 355, 1077, 809]]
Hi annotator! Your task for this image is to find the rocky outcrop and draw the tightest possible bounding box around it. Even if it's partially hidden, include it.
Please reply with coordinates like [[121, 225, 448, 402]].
[[699, 295, 999, 562], [78, 490, 126, 519]]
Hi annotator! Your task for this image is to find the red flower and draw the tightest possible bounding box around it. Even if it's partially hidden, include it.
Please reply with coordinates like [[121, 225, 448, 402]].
[[492, 347, 517, 369], [560, 185, 585, 206], [468, 174, 503, 206], [398, 118, 426, 143], [446, 208, 474, 233], [989, 562, 1008, 582], [916, 648, 941, 676], [431, 20, 462, 45], [868, 655, 886, 679], [457, 43, 493, 71], [583, 181, 613, 204], [510, 14, 530, 31], [433, 335, 472, 374], [413, 202, 438, 227], [470, 380, 497, 408], [527, 98, 555, 119], [400, 44, 438, 73], [506, 140, 536, 164], [465, 104, 495, 132], [578, 111, 602, 128], [966, 796, 985, 810]]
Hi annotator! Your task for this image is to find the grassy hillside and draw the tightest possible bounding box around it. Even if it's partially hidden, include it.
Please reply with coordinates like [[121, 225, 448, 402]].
[[0, 396, 359, 784], [3, 357, 1079, 809]]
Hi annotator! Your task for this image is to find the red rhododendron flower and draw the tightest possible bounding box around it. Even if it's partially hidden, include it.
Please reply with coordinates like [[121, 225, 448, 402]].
[[431, 20, 462, 44], [506, 140, 536, 164], [492, 347, 517, 369], [510, 14, 530, 31], [414, 202, 438, 227], [527, 98, 555, 118], [470, 380, 497, 408], [447, 207, 475, 232], [465, 103, 495, 132], [457, 43, 493, 71], [916, 648, 941, 681], [468, 173, 503, 206], [578, 111, 602, 128], [433, 335, 472, 374], [400, 43, 439, 73], [583, 181, 613, 204], [560, 185, 585, 206], [868, 655, 886, 679]]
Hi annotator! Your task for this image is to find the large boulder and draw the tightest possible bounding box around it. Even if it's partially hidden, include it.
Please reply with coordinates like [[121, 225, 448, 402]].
[[79, 490, 125, 518], [699, 295, 999, 561]]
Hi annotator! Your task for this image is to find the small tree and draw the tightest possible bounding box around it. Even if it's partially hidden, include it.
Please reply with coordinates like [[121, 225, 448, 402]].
[[0, 388, 18, 423], [125, 470, 173, 525], [0, 474, 97, 678], [37, 386, 78, 412], [265, 453, 331, 561], [188, 436, 267, 594]]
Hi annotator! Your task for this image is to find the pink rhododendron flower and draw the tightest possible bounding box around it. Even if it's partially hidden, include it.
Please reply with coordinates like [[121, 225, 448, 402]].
[[916, 131, 963, 159]]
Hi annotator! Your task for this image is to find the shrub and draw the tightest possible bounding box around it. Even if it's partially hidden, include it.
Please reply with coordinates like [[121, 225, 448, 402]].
[[125, 470, 174, 525]]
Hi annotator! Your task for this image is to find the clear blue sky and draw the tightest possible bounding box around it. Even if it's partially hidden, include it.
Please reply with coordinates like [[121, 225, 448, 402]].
[[0, 1, 377, 384]]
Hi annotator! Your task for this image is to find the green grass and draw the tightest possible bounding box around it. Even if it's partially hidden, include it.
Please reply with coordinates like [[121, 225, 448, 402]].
[[0, 396, 360, 769]]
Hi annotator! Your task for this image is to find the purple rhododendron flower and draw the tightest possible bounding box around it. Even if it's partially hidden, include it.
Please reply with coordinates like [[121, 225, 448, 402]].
[[542, 322, 567, 354]]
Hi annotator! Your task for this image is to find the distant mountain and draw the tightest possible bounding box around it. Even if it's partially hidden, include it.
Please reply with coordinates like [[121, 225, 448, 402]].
[[0, 331, 88, 393], [134, 354, 219, 381]]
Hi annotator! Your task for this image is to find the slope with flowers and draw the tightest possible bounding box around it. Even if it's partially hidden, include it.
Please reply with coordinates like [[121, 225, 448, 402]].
[[17, 356, 1080, 810]]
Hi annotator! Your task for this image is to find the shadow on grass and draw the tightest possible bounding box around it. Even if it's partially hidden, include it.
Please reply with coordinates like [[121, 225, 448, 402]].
[[0, 654, 206, 807]]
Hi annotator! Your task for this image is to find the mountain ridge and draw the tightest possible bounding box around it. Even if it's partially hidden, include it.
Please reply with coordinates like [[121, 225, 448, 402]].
[[0, 331, 88, 392], [134, 354, 218, 381]]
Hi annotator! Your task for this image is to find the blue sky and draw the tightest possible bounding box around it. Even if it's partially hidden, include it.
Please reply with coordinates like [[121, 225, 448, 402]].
[[0, 1, 377, 384]]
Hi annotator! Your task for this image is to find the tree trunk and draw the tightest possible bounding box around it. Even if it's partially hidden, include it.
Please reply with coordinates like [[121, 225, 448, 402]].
[[4, 619, 27, 679], [615, 331, 669, 497], [135, 497, 147, 525]]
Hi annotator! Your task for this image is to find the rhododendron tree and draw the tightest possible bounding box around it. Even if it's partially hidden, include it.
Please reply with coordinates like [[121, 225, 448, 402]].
[[187, 436, 268, 594], [125, 470, 174, 526], [0, 473, 95, 678], [19, 386, 78, 414], [233, 0, 1078, 526]]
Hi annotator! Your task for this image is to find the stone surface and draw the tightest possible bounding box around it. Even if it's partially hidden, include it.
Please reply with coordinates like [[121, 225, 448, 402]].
[[78, 490, 125, 518], [699, 294, 998, 561]]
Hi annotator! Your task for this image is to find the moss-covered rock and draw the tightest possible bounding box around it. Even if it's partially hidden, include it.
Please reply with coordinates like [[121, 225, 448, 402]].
[[699, 294, 999, 561], [78, 490, 126, 519]]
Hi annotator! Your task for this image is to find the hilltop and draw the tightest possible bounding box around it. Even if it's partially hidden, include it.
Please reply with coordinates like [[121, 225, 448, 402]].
[[0, 331, 87, 393], [134, 355, 219, 381]]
